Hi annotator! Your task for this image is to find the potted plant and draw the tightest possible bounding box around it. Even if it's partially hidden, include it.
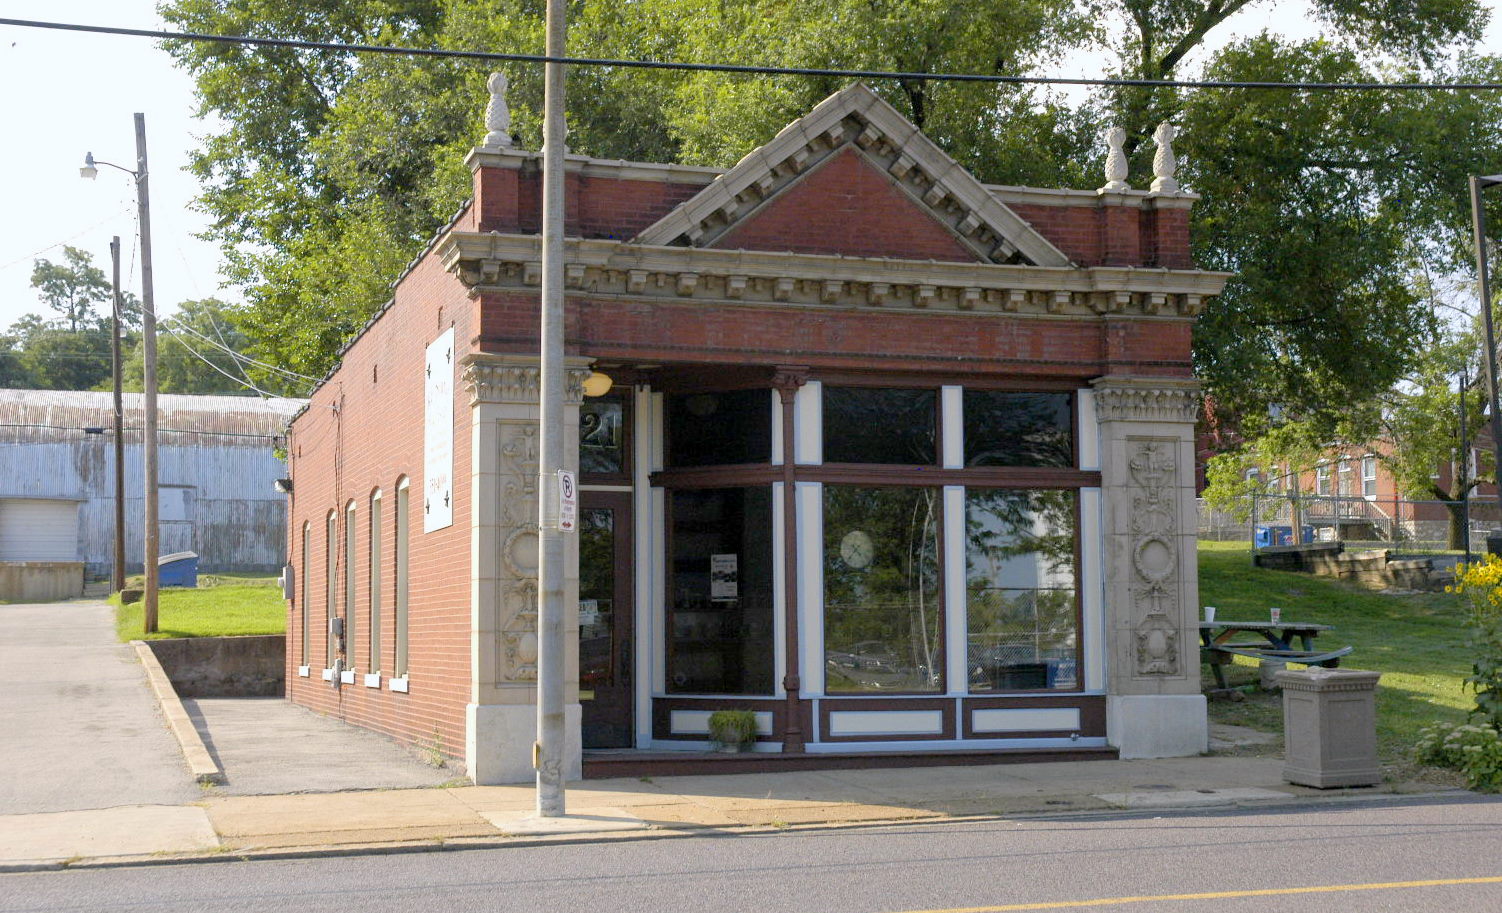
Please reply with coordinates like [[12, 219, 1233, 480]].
[[707, 709, 759, 752]]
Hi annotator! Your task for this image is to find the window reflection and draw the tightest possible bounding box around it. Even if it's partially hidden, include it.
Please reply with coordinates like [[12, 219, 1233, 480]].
[[580, 399, 625, 475], [963, 391, 1073, 467], [823, 486, 941, 693], [965, 489, 1078, 691], [666, 390, 771, 467], [823, 387, 937, 464]]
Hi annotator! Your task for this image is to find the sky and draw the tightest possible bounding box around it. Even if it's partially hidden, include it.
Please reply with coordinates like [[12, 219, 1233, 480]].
[[2, 1, 1502, 334]]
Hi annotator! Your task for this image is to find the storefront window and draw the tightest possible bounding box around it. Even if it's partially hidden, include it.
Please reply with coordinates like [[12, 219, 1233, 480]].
[[667, 487, 775, 694], [823, 486, 941, 693], [965, 489, 1078, 691], [963, 391, 1073, 467], [823, 387, 937, 464], [666, 390, 771, 466]]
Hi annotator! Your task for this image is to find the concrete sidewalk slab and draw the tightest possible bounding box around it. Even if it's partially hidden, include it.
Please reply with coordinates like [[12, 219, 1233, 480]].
[[0, 601, 200, 815], [185, 697, 455, 795], [483, 808, 646, 836], [0, 805, 217, 865], [204, 790, 497, 850], [1094, 787, 1294, 809]]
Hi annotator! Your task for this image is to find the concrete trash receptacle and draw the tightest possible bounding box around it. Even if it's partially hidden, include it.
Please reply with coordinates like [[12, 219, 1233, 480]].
[[1275, 667, 1381, 788]]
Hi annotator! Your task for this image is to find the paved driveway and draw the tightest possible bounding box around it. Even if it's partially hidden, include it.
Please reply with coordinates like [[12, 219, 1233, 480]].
[[0, 600, 200, 814]]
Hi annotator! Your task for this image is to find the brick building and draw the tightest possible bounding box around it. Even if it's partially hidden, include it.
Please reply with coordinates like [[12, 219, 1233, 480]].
[[285, 84, 1230, 783]]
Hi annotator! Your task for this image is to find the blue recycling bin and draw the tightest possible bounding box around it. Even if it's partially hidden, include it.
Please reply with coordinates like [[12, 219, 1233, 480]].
[[1255, 525, 1314, 547], [159, 551, 199, 588]]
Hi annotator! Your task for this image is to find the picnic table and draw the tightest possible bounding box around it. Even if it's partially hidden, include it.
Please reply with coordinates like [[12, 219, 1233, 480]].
[[1199, 620, 1352, 697]]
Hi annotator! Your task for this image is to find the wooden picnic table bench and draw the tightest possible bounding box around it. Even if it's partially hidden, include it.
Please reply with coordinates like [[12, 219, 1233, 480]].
[[1199, 620, 1353, 697]]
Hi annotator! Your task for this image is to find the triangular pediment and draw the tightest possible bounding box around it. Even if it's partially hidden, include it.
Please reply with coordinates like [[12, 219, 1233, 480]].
[[633, 84, 1072, 267]]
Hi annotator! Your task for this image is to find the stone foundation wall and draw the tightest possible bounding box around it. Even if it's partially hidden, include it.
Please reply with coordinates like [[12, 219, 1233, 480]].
[[1253, 544, 1450, 591], [145, 635, 286, 697]]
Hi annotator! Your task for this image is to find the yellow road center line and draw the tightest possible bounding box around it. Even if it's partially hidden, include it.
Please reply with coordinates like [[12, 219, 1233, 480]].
[[899, 875, 1502, 912]]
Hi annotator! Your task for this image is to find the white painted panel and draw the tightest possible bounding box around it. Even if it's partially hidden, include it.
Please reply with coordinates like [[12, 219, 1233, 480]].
[[364, 673, 381, 688], [389, 676, 410, 693], [828, 710, 944, 736], [972, 707, 1081, 733], [0, 498, 80, 561], [770, 389, 782, 465], [795, 381, 822, 465], [943, 486, 967, 693], [797, 482, 824, 694], [1077, 389, 1099, 471], [1081, 487, 1105, 691], [634, 386, 657, 746], [423, 327, 456, 532], [669, 710, 775, 735], [941, 386, 963, 469]]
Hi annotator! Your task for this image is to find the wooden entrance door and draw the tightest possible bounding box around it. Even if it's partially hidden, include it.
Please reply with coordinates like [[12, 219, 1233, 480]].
[[579, 490, 634, 748]]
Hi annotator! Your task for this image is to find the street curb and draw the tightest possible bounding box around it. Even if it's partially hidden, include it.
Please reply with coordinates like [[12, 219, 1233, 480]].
[[2, 788, 1477, 874], [131, 640, 225, 786]]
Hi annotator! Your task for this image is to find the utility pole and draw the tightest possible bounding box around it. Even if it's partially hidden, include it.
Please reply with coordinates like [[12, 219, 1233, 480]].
[[109, 236, 125, 593], [135, 113, 160, 633], [535, 0, 568, 817]]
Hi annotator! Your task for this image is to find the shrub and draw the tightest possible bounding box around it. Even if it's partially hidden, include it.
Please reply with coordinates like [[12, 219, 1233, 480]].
[[706, 709, 759, 750], [1448, 556, 1502, 730], [1415, 722, 1502, 792]]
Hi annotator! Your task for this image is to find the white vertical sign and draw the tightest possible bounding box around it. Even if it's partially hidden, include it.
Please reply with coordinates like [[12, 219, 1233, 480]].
[[423, 327, 455, 533], [557, 469, 577, 532]]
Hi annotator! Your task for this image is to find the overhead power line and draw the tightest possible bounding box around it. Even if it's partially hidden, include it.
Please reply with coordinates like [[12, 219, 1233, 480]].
[[2, 17, 1500, 93]]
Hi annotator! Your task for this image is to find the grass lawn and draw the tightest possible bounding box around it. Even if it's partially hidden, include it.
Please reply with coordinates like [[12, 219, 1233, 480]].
[[1198, 540, 1471, 766], [113, 573, 285, 641]]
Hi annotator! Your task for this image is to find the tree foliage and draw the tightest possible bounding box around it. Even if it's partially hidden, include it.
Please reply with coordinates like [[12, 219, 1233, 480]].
[[29, 246, 112, 334], [160, 0, 1500, 426]]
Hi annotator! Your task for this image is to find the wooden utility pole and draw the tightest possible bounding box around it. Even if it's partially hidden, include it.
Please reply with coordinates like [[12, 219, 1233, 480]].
[[135, 113, 159, 634], [109, 236, 125, 593]]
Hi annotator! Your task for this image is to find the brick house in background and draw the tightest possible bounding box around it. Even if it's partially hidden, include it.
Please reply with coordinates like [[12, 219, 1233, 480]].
[[285, 84, 1229, 783]]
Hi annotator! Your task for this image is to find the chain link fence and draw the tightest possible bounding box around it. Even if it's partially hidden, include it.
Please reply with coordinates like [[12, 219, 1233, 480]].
[[1198, 494, 1502, 554]]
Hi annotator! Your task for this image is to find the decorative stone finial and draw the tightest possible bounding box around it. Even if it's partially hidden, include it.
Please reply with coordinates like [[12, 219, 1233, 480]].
[[1101, 126, 1130, 191], [483, 72, 513, 147], [1150, 122, 1179, 194]]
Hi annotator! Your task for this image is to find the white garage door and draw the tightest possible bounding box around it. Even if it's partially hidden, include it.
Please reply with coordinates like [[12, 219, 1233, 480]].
[[0, 499, 80, 561]]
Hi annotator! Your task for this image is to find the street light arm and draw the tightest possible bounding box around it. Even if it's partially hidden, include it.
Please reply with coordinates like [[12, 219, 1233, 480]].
[[80, 152, 140, 180]]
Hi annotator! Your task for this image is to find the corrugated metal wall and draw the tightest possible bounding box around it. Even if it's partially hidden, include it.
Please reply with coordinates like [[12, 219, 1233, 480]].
[[0, 390, 306, 576]]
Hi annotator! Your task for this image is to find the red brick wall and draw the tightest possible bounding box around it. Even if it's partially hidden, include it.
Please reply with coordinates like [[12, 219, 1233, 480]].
[[284, 251, 478, 762], [477, 292, 1192, 379], [714, 148, 981, 262], [476, 166, 703, 239]]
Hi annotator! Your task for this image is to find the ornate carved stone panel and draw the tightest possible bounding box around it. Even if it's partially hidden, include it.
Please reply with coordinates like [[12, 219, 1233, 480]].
[[498, 422, 540, 682], [1128, 439, 1180, 675]]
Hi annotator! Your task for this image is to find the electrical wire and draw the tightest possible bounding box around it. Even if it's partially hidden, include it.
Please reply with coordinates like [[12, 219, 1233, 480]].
[[157, 319, 308, 400], [164, 315, 319, 382], [1, 17, 1499, 93]]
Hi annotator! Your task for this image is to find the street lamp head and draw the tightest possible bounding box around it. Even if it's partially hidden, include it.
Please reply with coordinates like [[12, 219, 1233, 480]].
[[1477, 174, 1502, 188], [79, 152, 98, 180]]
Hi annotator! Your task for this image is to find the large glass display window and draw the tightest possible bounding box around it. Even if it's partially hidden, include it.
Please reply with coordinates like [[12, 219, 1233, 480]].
[[822, 387, 937, 465], [666, 487, 775, 694], [822, 485, 942, 693], [666, 390, 771, 467], [962, 391, 1073, 468], [964, 489, 1079, 691]]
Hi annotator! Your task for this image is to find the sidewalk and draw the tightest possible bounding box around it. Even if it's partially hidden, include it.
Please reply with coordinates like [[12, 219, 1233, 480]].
[[0, 751, 1455, 872]]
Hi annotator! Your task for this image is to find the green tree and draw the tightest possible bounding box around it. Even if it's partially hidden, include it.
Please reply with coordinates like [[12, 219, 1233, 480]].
[[121, 298, 281, 395], [161, 0, 1500, 425], [29, 246, 112, 333], [1, 314, 114, 391]]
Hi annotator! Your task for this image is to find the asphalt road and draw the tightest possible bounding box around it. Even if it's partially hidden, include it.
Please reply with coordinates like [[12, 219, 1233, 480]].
[[5, 795, 1502, 913]]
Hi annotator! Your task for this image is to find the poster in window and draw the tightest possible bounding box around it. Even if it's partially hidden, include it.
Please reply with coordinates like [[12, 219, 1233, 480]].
[[710, 553, 739, 602], [423, 327, 455, 533]]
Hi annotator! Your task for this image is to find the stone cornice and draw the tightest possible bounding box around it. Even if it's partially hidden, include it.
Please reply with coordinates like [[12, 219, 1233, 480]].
[[461, 353, 592, 406], [438, 232, 1230, 320], [985, 184, 1200, 209], [465, 146, 722, 185], [632, 84, 1072, 268], [1091, 377, 1202, 424]]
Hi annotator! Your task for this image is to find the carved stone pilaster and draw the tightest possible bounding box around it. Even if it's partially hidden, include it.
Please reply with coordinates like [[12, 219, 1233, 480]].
[[497, 422, 540, 681], [1091, 377, 1200, 424], [1128, 440, 1180, 675]]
